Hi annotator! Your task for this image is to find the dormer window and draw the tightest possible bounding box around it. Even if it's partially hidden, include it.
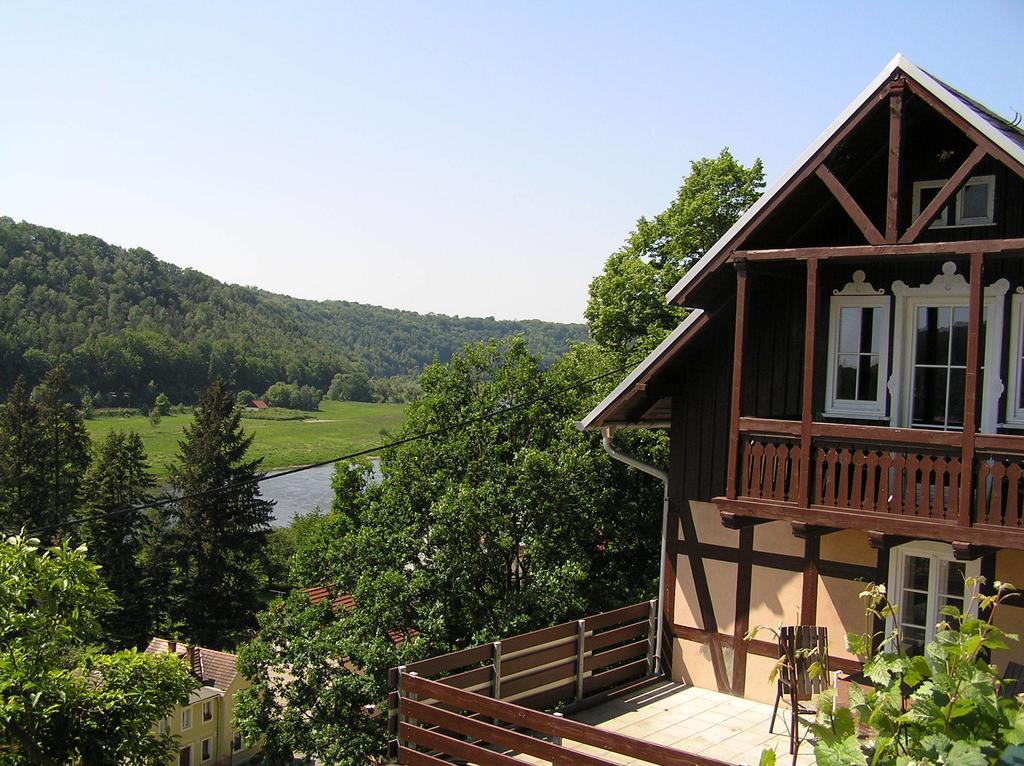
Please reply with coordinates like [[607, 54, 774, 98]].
[[824, 272, 890, 419], [911, 175, 995, 229]]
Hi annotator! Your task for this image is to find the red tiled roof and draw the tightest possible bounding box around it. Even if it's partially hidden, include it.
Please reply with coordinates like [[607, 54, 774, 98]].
[[302, 586, 416, 647], [145, 638, 239, 691], [251, 399, 269, 409]]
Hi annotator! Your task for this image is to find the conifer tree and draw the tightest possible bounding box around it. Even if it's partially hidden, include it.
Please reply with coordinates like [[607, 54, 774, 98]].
[[34, 365, 92, 531], [0, 377, 47, 533], [81, 430, 156, 647], [156, 379, 274, 648]]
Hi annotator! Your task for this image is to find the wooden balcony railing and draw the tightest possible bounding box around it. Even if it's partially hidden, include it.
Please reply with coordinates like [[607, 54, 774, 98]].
[[727, 418, 1024, 543], [388, 600, 731, 766]]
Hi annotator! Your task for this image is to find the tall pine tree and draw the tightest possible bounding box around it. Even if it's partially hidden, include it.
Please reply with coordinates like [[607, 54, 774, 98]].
[[35, 365, 91, 531], [80, 430, 156, 648], [156, 379, 274, 648], [0, 378, 47, 533]]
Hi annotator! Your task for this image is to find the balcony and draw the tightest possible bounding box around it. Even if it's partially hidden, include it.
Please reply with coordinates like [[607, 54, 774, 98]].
[[388, 601, 810, 765], [717, 417, 1024, 548]]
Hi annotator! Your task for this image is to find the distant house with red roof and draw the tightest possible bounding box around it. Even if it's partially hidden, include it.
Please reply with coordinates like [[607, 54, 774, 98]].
[[250, 399, 269, 410], [145, 638, 260, 765], [303, 586, 417, 648]]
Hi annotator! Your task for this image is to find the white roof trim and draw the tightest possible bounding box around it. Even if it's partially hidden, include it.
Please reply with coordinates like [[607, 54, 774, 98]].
[[664, 54, 1024, 306], [584, 54, 1024, 432], [578, 309, 704, 430]]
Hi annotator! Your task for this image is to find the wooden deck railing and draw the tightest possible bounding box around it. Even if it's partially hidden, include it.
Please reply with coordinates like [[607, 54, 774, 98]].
[[731, 418, 1024, 537], [393, 673, 731, 766], [386, 600, 725, 765]]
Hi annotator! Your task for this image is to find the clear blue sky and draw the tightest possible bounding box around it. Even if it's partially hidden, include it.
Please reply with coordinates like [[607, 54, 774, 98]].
[[2, 2, 1022, 323]]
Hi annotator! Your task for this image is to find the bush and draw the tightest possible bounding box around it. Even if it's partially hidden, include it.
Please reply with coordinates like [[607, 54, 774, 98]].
[[154, 392, 171, 416], [263, 382, 321, 411]]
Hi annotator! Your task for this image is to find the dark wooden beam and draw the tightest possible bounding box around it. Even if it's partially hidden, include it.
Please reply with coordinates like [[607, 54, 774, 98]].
[[952, 541, 997, 561], [725, 263, 749, 500], [731, 238, 1024, 262], [801, 534, 820, 624], [959, 251, 983, 525], [902, 77, 1024, 177], [720, 511, 771, 530], [731, 527, 755, 696], [797, 258, 819, 507], [886, 79, 905, 242], [791, 522, 840, 539], [815, 164, 885, 245], [900, 145, 987, 244]]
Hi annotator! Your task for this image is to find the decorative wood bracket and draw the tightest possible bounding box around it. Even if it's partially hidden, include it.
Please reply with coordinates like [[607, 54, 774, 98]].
[[791, 522, 840, 539], [867, 531, 913, 550], [952, 541, 996, 562], [720, 511, 771, 530]]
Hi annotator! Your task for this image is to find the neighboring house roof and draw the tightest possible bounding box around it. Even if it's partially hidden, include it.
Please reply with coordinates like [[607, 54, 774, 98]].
[[581, 53, 1024, 432], [251, 399, 269, 409], [303, 586, 416, 647], [145, 638, 240, 692]]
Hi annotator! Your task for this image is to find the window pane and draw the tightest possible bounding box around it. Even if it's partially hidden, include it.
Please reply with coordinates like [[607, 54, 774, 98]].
[[919, 187, 949, 226], [947, 368, 965, 428], [902, 589, 929, 626], [913, 367, 948, 427], [962, 182, 989, 220], [860, 307, 880, 354], [902, 626, 927, 657], [857, 355, 879, 401], [916, 306, 951, 365], [942, 560, 966, 597], [950, 306, 969, 365], [839, 307, 862, 354], [836, 354, 859, 400], [1019, 356, 1024, 410], [904, 555, 930, 591]]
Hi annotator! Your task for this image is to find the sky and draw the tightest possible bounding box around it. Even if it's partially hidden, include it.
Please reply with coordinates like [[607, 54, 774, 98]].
[[1, 2, 1022, 324]]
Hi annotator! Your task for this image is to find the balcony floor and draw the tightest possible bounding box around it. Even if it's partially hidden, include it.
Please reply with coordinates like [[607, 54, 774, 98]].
[[550, 681, 816, 766]]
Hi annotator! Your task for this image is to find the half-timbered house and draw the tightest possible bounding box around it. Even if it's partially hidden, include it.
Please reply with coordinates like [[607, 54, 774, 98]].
[[581, 53, 1024, 704]]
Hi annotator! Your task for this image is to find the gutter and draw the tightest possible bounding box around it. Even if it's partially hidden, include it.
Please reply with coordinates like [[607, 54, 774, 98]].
[[599, 426, 669, 677]]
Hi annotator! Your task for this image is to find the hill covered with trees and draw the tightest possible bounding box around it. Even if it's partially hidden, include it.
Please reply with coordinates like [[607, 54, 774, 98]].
[[0, 218, 587, 404]]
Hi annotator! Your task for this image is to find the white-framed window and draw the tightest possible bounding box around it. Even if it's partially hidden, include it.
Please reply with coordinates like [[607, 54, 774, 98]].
[[887, 541, 980, 656], [200, 737, 212, 763], [890, 262, 1008, 433], [202, 700, 212, 722], [181, 706, 192, 731], [911, 174, 995, 229], [1005, 290, 1024, 426], [158, 717, 170, 735], [232, 732, 243, 753], [178, 744, 193, 766], [824, 271, 890, 419]]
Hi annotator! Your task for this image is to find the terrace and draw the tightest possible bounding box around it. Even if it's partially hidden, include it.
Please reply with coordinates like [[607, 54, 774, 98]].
[[389, 602, 818, 765]]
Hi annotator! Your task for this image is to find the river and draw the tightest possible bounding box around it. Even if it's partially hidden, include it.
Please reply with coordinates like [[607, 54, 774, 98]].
[[262, 458, 382, 527]]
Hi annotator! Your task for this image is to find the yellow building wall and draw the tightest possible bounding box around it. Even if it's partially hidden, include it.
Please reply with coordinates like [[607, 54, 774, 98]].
[[158, 676, 259, 766]]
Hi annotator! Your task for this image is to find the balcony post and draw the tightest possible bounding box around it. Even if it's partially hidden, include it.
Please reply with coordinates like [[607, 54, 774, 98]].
[[575, 619, 587, 701], [798, 258, 819, 508], [492, 641, 502, 700], [959, 250, 984, 525], [726, 261, 749, 499]]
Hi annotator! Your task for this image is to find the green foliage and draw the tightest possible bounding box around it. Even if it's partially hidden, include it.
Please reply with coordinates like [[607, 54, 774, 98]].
[[153, 393, 171, 416], [0, 217, 586, 402], [262, 381, 322, 411], [79, 430, 156, 648], [585, 149, 763, 357], [327, 368, 373, 402], [0, 534, 197, 765], [150, 379, 275, 648], [247, 338, 663, 763], [808, 580, 1024, 765]]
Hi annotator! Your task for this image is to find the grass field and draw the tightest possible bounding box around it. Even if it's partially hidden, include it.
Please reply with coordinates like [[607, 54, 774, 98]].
[[84, 400, 408, 476]]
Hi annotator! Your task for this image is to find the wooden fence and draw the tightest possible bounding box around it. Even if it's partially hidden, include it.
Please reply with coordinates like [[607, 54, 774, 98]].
[[387, 600, 730, 765]]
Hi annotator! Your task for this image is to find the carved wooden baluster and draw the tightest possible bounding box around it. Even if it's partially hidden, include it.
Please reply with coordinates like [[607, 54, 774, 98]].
[[764, 442, 779, 499], [740, 439, 752, 497], [904, 453, 920, 516], [918, 455, 935, 518], [773, 444, 789, 502], [789, 444, 802, 503], [990, 461, 1007, 527], [976, 460, 992, 524], [836, 449, 852, 508], [815, 448, 829, 505], [1006, 463, 1022, 528], [933, 456, 949, 519], [863, 451, 879, 512], [849, 451, 865, 509], [947, 457, 961, 522], [751, 441, 765, 498], [891, 454, 905, 515]]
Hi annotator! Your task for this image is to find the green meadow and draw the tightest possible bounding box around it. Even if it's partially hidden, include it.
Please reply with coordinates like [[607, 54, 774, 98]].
[[84, 400, 408, 476]]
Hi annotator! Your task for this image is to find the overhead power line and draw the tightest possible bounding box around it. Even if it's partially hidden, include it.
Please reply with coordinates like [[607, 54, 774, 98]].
[[14, 356, 642, 539]]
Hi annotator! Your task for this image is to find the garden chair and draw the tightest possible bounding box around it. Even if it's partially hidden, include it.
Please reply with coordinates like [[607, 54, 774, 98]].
[[769, 625, 831, 754]]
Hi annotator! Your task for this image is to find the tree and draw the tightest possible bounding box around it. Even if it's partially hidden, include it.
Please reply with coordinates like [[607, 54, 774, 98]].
[[0, 534, 197, 765], [0, 378, 47, 534], [242, 339, 663, 764], [33, 365, 92, 534], [585, 149, 764, 357], [79, 430, 156, 648], [153, 392, 171, 416], [327, 368, 372, 402], [153, 379, 274, 648]]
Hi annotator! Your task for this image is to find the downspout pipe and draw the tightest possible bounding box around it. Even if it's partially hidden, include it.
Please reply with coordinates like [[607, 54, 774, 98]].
[[600, 426, 669, 677]]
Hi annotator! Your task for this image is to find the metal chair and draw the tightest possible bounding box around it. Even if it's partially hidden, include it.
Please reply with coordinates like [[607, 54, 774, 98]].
[[769, 625, 831, 754]]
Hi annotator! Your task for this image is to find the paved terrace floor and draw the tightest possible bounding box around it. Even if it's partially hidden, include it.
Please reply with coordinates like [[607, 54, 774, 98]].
[[543, 681, 816, 766]]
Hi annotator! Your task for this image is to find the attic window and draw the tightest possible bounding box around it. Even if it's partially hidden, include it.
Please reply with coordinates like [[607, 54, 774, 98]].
[[911, 175, 995, 229]]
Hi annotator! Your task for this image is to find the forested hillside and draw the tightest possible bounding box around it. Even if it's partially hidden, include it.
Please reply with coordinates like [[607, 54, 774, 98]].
[[0, 218, 587, 403]]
